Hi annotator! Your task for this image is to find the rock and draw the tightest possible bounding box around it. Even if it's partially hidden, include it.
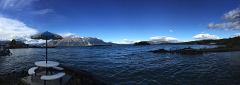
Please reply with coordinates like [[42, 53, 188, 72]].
[[150, 49, 168, 53], [150, 47, 204, 55], [0, 46, 11, 56], [173, 48, 204, 55]]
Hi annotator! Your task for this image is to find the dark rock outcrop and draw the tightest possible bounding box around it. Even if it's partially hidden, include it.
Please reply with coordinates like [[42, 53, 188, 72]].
[[150, 47, 204, 55], [0, 44, 11, 56], [172, 48, 204, 55], [150, 49, 169, 53]]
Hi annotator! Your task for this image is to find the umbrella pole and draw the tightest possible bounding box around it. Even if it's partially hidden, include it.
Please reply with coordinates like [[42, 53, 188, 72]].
[[46, 39, 48, 64], [45, 39, 48, 75]]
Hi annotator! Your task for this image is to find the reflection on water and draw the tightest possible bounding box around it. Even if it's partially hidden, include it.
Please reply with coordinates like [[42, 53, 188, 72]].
[[1, 45, 240, 84]]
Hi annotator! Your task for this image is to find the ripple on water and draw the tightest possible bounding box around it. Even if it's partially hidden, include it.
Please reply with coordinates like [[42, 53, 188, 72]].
[[1, 45, 240, 85]]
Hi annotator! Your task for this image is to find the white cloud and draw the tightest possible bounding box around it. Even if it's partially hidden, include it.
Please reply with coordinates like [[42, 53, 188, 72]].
[[224, 8, 240, 22], [0, 16, 42, 44], [0, 0, 55, 16], [169, 29, 174, 32], [232, 33, 240, 37], [59, 32, 81, 38], [0, 0, 38, 11], [208, 8, 240, 30], [114, 39, 140, 44], [30, 9, 55, 15], [150, 36, 178, 44], [113, 36, 180, 44], [193, 33, 220, 40]]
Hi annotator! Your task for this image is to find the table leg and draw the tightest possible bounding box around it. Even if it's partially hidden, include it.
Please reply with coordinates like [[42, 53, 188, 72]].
[[44, 80, 46, 85]]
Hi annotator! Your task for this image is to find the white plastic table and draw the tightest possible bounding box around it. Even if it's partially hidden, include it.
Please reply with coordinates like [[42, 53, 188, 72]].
[[35, 61, 59, 68]]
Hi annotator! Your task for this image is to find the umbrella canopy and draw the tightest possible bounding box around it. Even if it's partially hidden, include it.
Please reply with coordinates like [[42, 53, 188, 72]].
[[31, 31, 63, 63], [31, 31, 63, 40]]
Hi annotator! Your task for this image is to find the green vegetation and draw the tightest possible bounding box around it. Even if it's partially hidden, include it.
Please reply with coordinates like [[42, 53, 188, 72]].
[[134, 41, 151, 46]]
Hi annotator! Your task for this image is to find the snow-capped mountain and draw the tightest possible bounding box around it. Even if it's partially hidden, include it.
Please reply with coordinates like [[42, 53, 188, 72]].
[[48, 37, 111, 46]]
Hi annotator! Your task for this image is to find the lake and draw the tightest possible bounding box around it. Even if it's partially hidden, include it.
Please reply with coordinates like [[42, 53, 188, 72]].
[[1, 45, 240, 85]]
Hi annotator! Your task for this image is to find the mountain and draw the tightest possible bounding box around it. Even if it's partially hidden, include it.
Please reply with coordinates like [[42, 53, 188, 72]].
[[134, 39, 178, 45], [134, 38, 178, 45], [0, 39, 29, 48], [148, 40, 178, 44], [134, 36, 240, 47], [48, 37, 111, 46], [179, 36, 240, 47]]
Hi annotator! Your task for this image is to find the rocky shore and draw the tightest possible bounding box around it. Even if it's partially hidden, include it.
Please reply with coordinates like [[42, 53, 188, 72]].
[[0, 46, 11, 56], [0, 65, 105, 85], [0, 49, 11, 56], [61, 65, 106, 85]]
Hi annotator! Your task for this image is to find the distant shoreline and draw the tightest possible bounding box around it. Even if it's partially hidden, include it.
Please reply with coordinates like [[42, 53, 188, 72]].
[[150, 46, 240, 55]]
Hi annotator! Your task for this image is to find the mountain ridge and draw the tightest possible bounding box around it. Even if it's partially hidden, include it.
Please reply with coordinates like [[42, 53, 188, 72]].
[[47, 37, 112, 46]]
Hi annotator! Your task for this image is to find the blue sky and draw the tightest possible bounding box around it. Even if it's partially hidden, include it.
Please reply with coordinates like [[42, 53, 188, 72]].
[[0, 0, 240, 43]]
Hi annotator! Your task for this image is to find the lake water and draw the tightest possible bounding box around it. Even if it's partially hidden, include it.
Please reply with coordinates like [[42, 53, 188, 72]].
[[1, 45, 240, 85]]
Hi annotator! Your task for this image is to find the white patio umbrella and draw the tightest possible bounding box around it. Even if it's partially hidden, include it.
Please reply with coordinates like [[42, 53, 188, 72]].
[[31, 31, 63, 63]]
